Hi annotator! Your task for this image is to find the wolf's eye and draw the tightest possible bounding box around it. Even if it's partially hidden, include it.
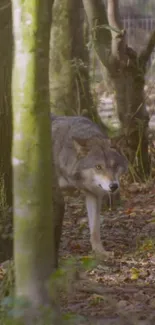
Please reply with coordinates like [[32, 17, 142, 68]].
[[96, 165, 102, 170]]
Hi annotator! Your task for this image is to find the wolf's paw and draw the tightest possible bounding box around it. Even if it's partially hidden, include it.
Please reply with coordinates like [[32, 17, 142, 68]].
[[92, 243, 114, 260]]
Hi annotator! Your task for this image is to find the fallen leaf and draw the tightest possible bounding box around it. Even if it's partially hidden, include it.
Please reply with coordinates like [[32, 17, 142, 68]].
[[130, 267, 140, 280]]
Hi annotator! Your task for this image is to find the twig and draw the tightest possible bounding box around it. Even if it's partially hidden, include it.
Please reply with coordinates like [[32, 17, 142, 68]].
[[77, 281, 155, 295], [107, 0, 126, 62]]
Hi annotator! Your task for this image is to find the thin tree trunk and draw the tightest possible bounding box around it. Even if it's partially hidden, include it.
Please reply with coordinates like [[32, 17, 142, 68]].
[[111, 62, 149, 179], [50, 0, 74, 115], [70, 0, 104, 128], [0, 0, 13, 262], [49, 0, 105, 133], [70, 0, 92, 116], [12, 0, 63, 320]]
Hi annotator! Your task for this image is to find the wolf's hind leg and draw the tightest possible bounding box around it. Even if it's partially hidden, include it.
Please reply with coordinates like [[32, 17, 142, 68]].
[[85, 193, 113, 259]]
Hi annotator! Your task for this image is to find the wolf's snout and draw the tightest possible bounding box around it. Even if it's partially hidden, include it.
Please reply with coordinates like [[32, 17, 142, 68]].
[[109, 182, 118, 192]]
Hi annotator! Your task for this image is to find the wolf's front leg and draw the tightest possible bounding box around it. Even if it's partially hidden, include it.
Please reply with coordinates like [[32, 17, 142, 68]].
[[85, 193, 113, 259]]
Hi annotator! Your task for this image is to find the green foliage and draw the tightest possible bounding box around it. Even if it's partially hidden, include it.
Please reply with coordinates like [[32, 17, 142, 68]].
[[0, 260, 14, 300], [0, 296, 57, 325], [0, 296, 21, 325], [139, 238, 155, 254], [80, 255, 97, 270], [0, 256, 96, 324]]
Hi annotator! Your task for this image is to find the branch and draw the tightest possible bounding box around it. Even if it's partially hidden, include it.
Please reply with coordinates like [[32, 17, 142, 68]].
[[82, 0, 112, 68], [79, 283, 155, 295], [139, 29, 155, 67], [107, 0, 127, 62], [107, 0, 123, 30], [82, 0, 128, 71]]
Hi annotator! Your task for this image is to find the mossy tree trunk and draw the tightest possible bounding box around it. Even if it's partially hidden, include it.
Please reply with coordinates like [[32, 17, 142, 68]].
[[12, 0, 64, 319], [69, 0, 93, 117], [83, 0, 154, 180], [70, 0, 104, 127], [0, 0, 13, 263], [49, 0, 74, 115], [49, 0, 102, 125]]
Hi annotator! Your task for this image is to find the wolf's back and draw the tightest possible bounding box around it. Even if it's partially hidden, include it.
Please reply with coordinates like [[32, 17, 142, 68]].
[[51, 114, 108, 176], [51, 114, 108, 141]]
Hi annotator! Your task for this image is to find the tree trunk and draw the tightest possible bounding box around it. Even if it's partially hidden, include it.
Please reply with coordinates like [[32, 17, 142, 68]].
[[83, 0, 151, 180], [70, 0, 105, 128], [50, 0, 74, 115], [51, 170, 64, 269], [0, 0, 13, 263], [111, 58, 149, 180], [70, 0, 92, 116], [50, 0, 105, 132], [12, 0, 63, 320]]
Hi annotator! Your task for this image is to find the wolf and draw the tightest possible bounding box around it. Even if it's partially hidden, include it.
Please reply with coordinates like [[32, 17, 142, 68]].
[[51, 114, 128, 258]]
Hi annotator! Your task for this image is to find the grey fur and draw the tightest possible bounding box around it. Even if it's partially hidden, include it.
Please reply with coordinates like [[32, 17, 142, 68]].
[[51, 114, 128, 258]]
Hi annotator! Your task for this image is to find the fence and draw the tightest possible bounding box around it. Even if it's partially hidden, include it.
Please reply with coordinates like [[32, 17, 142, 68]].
[[123, 16, 155, 31]]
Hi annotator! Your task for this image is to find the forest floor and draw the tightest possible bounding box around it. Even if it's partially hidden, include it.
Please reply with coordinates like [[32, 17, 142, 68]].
[[59, 180, 155, 325], [1, 179, 155, 324]]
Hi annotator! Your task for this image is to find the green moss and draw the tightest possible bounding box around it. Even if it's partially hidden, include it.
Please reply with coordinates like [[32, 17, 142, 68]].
[[12, 0, 56, 304]]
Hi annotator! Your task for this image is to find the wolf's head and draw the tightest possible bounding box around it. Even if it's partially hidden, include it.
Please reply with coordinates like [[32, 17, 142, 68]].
[[72, 136, 128, 195]]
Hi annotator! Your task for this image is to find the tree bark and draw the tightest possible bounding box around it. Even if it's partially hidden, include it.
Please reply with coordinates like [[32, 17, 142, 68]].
[[70, 0, 105, 128], [83, 0, 153, 179], [12, 0, 63, 319], [0, 0, 13, 262], [49, 0, 105, 132], [69, 0, 92, 117], [49, 0, 74, 115]]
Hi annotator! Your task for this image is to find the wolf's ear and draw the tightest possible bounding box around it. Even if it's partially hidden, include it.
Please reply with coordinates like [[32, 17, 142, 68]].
[[72, 137, 89, 156]]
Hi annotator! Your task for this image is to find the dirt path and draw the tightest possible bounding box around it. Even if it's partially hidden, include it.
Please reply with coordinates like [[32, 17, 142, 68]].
[[59, 182, 155, 324]]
